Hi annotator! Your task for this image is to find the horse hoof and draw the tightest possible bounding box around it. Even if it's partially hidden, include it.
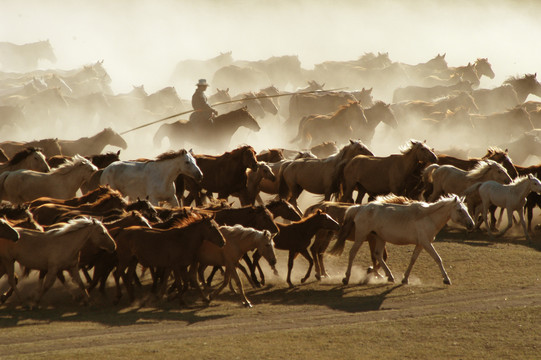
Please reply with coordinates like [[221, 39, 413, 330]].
[[301, 278, 307, 284], [444, 279, 451, 285], [243, 301, 253, 308], [342, 278, 349, 285], [367, 266, 374, 274], [315, 274, 321, 281], [401, 278, 409, 285]]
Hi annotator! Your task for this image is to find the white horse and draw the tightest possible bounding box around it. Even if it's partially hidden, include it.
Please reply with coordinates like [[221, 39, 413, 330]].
[[424, 160, 512, 202], [100, 149, 202, 206], [471, 174, 541, 241], [330, 195, 474, 285], [0, 155, 97, 204]]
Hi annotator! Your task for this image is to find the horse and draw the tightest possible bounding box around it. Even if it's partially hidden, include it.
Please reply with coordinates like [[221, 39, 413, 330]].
[[28, 184, 119, 209], [329, 195, 474, 285], [290, 101, 368, 148], [424, 160, 512, 202], [503, 73, 541, 103], [467, 175, 541, 242], [470, 106, 534, 145], [197, 225, 277, 307], [0, 218, 116, 305], [0, 40, 56, 71], [0, 147, 50, 174], [237, 161, 276, 206], [338, 140, 437, 203], [179, 145, 259, 206], [256, 148, 284, 163], [357, 101, 398, 146], [145, 86, 185, 115], [310, 141, 339, 158], [499, 132, 541, 166], [392, 80, 473, 103], [252, 210, 339, 287], [287, 91, 358, 128], [56, 128, 128, 157], [100, 149, 202, 207], [152, 106, 261, 152], [264, 198, 302, 222], [0, 155, 97, 204], [113, 215, 225, 305], [0, 138, 62, 159], [279, 140, 373, 212], [471, 85, 520, 115]]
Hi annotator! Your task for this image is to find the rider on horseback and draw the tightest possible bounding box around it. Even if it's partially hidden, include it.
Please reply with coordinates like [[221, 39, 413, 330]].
[[190, 79, 218, 126]]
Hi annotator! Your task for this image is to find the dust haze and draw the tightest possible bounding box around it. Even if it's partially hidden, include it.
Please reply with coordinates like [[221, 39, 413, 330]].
[[2, 0, 540, 170]]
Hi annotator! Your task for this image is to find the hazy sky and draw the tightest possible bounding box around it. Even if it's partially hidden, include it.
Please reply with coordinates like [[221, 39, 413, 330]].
[[2, 0, 539, 95]]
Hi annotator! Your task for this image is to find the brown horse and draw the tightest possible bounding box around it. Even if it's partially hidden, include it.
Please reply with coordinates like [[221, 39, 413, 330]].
[[253, 210, 339, 287], [113, 215, 225, 305], [504, 73, 541, 103], [179, 145, 259, 206], [290, 101, 368, 148], [339, 140, 438, 203], [0, 147, 50, 174], [356, 101, 398, 146], [237, 162, 276, 206], [153, 106, 261, 152], [28, 185, 119, 209], [279, 140, 373, 211]]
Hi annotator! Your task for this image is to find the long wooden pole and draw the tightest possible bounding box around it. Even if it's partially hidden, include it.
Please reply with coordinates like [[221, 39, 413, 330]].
[[119, 87, 348, 135]]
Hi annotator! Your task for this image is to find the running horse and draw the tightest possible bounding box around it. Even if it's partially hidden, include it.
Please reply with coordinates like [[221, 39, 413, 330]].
[[153, 106, 261, 152], [100, 149, 202, 206], [0, 155, 97, 204], [56, 128, 128, 157], [0, 147, 50, 174], [290, 101, 368, 148], [330, 195, 474, 285]]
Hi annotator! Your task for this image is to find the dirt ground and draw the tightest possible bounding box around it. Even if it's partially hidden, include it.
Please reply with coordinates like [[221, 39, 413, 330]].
[[1, 213, 541, 359]]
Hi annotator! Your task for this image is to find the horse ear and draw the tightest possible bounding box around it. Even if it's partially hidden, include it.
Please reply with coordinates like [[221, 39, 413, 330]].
[[116, 150, 121, 156], [316, 209, 322, 214], [145, 195, 149, 201], [505, 148, 509, 153]]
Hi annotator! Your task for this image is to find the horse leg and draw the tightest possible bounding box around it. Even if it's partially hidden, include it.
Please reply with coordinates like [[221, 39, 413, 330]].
[[242, 253, 260, 287], [210, 268, 230, 301], [229, 265, 252, 308], [482, 203, 495, 239], [422, 242, 451, 285], [401, 244, 423, 284], [287, 250, 298, 288], [36, 270, 58, 305], [342, 236, 365, 285], [189, 262, 210, 303], [310, 232, 323, 280], [2, 261, 23, 303], [373, 239, 395, 283], [496, 208, 514, 238], [517, 209, 531, 242], [206, 266, 224, 287], [68, 266, 90, 304], [251, 250, 264, 286], [299, 249, 314, 284], [236, 263, 256, 289]]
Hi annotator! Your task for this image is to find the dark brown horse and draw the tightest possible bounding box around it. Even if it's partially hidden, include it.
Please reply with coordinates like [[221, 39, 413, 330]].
[[178, 145, 259, 206], [113, 215, 225, 305], [253, 210, 339, 287]]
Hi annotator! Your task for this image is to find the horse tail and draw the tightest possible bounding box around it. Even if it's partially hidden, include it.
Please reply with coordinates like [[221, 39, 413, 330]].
[[153, 123, 169, 148], [0, 172, 9, 201], [289, 115, 310, 143], [328, 206, 357, 256], [277, 165, 290, 200], [330, 158, 349, 200]]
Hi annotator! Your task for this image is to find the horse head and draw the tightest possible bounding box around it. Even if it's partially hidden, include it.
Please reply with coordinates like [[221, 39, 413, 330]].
[[104, 127, 128, 150]]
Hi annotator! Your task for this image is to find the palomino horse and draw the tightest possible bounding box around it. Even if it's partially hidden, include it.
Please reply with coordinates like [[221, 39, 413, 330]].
[[0, 218, 116, 305], [279, 140, 373, 212], [153, 106, 261, 151], [468, 175, 541, 242], [0, 147, 50, 174], [100, 149, 202, 206], [424, 160, 512, 202], [113, 215, 225, 305], [290, 101, 368, 148], [0, 138, 62, 159], [0, 155, 97, 204], [56, 128, 128, 157], [178, 145, 258, 206], [338, 140, 437, 203], [330, 195, 474, 285], [198, 225, 277, 307]]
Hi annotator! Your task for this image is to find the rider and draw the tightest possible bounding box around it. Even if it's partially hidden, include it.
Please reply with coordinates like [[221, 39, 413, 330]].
[[190, 79, 218, 125]]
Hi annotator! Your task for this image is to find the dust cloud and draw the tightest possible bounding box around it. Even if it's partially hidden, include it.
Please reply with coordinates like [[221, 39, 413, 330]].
[[1, 0, 540, 163]]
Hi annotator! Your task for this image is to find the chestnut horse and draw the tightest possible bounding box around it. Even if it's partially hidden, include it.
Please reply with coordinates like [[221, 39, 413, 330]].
[[339, 140, 437, 203]]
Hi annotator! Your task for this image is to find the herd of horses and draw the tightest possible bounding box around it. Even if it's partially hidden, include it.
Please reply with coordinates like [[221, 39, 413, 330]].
[[1, 45, 541, 309]]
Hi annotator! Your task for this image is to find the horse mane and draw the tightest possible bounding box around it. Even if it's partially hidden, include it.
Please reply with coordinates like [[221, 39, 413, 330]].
[[510, 174, 533, 185], [155, 149, 188, 161], [87, 192, 126, 207], [466, 160, 505, 180], [504, 74, 537, 86], [46, 217, 96, 236], [373, 194, 415, 205], [399, 139, 425, 155], [7, 147, 42, 166], [50, 154, 95, 174], [219, 224, 264, 241]]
